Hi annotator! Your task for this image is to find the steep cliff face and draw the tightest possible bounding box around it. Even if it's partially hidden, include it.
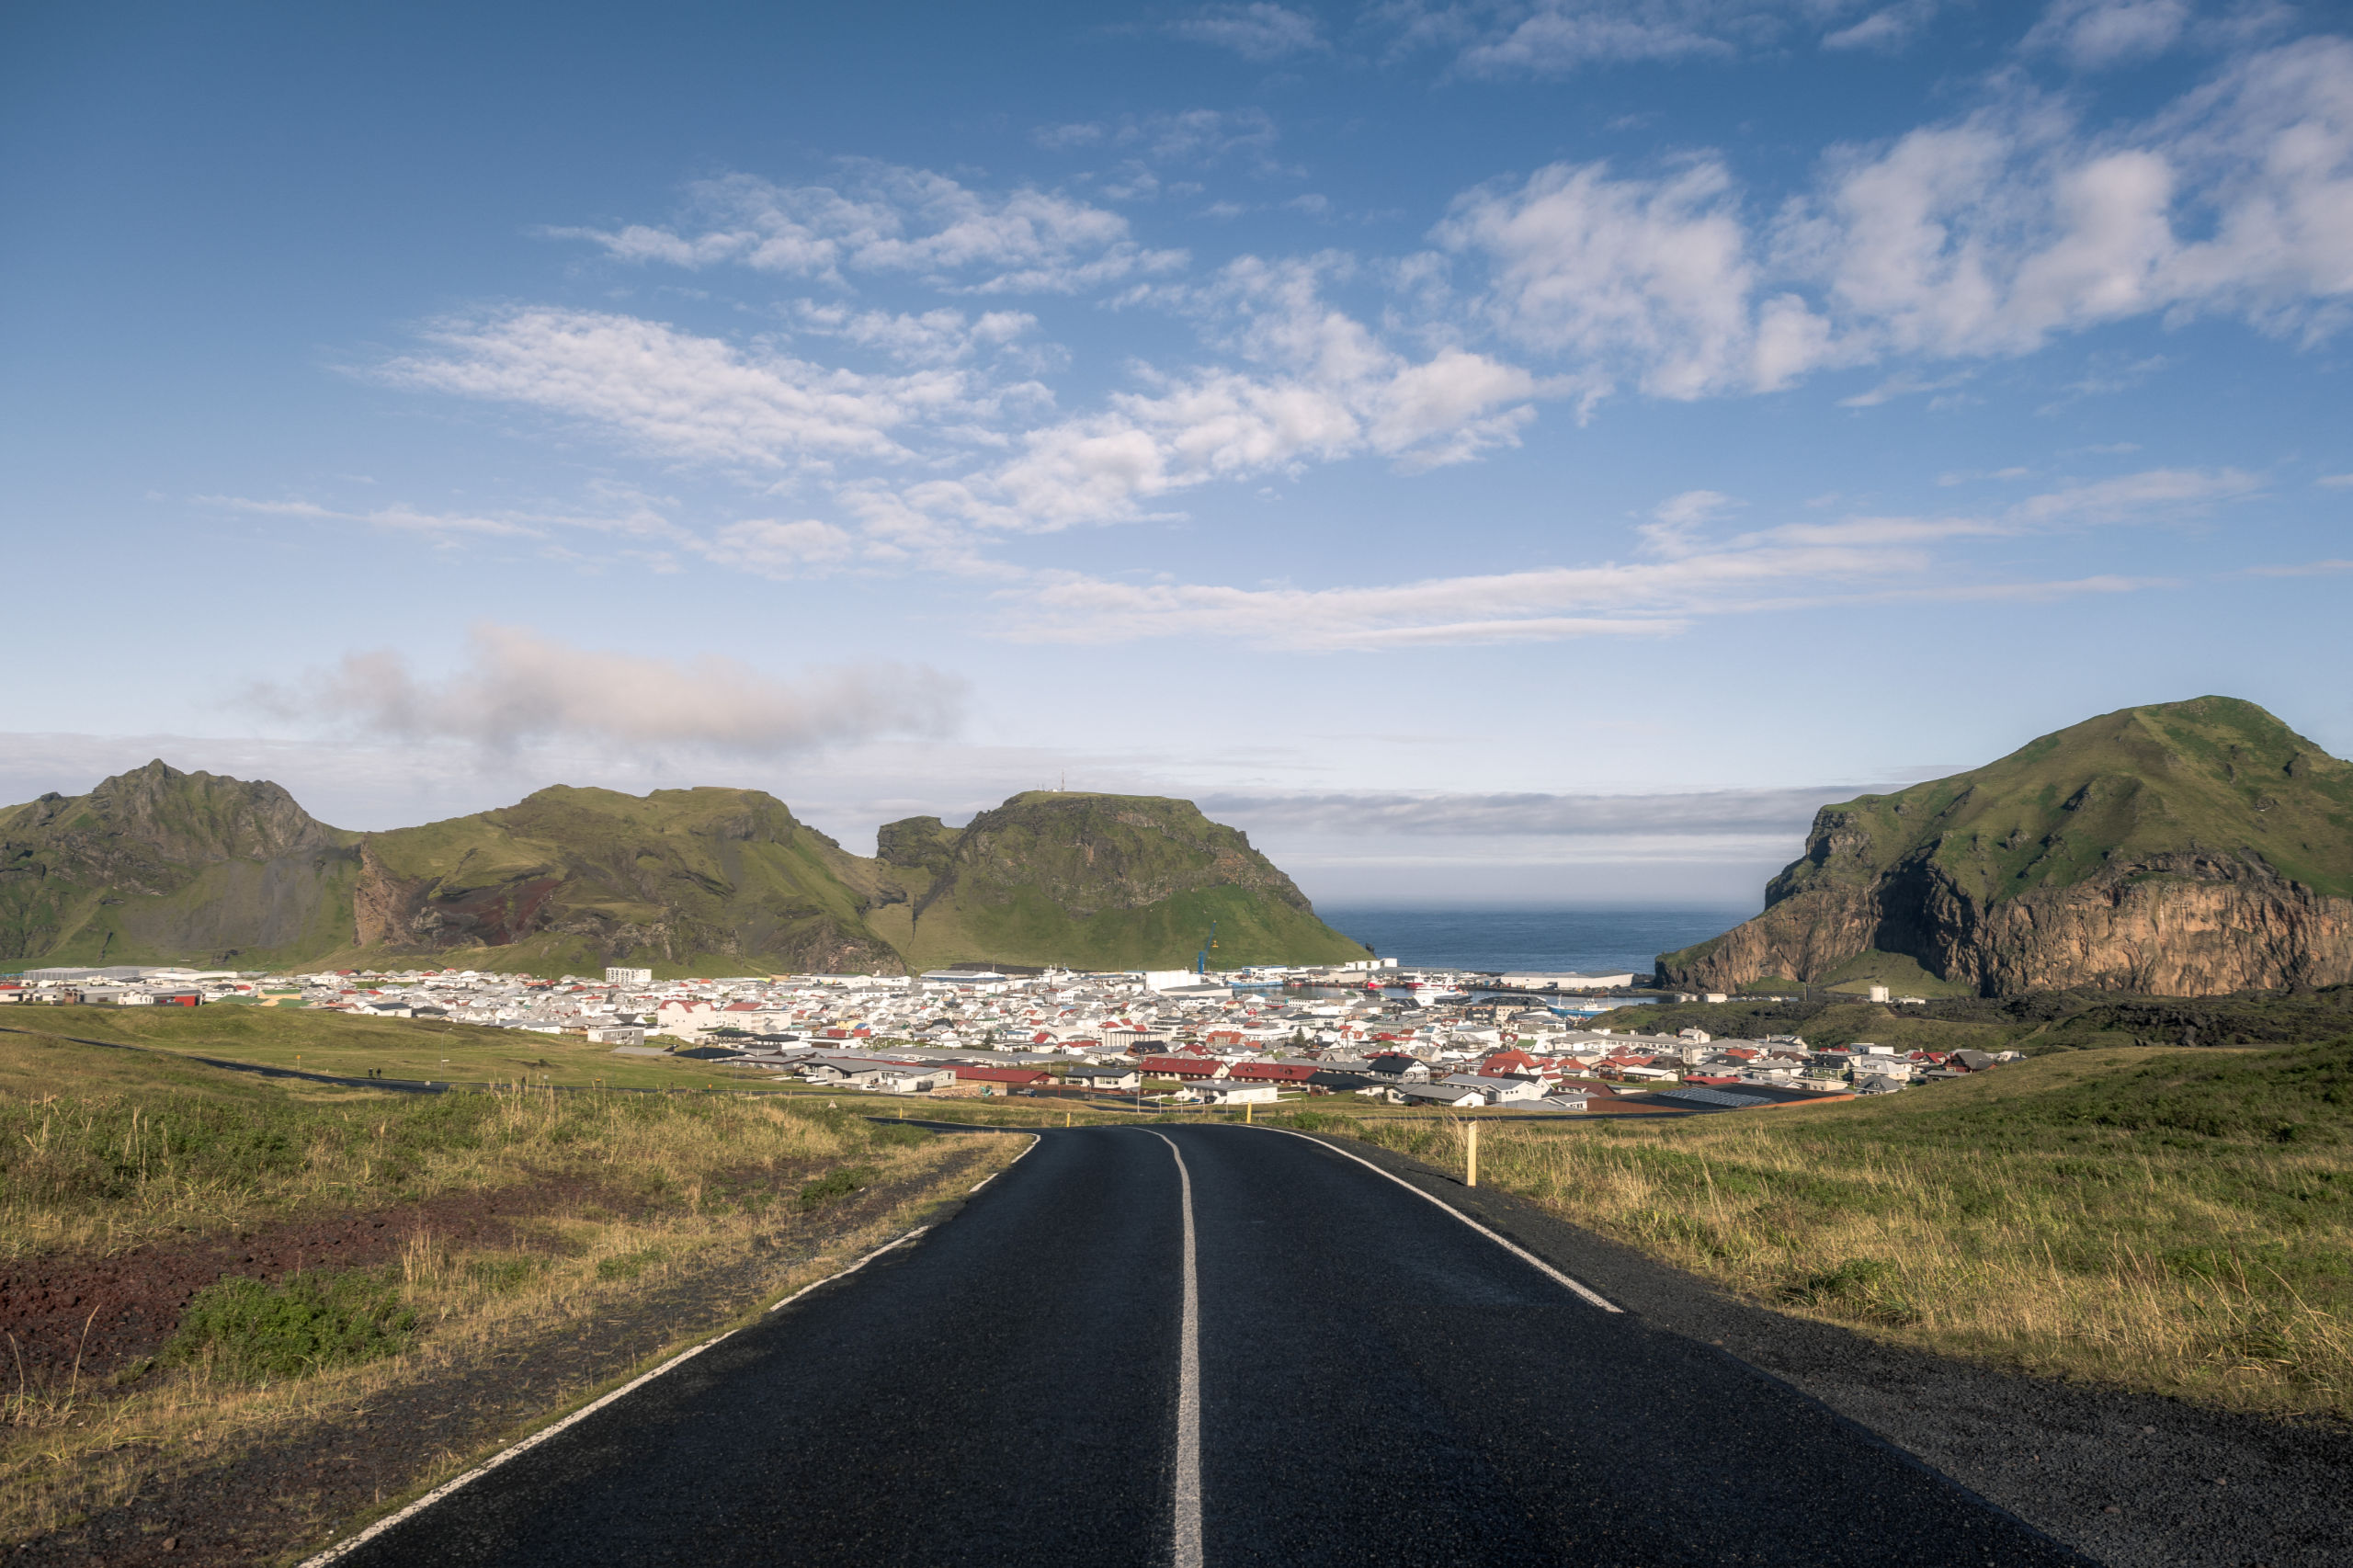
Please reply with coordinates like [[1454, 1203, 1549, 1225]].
[[0, 761, 359, 966], [868, 790, 1368, 971], [1659, 699, 2353, 996]]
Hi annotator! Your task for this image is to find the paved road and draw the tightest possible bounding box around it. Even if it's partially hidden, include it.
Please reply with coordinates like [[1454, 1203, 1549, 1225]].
[[327, 1125, 2088, 1566]]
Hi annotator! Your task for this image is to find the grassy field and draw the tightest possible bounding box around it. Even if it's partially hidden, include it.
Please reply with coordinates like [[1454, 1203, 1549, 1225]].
[[1593, 983, 2353, 1057], [1276, 1037, 2353, 1421], [0, 1005, 807, 1094], [0, 1028, 1027, 1548]]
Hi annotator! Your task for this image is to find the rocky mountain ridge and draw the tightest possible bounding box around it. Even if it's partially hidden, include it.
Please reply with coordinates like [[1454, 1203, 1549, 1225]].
[[1658, 698, 2353, 997], [0, 765, 1363, 975]]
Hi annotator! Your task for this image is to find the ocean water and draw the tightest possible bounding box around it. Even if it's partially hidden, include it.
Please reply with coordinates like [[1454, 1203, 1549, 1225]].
[[1313, 906, 1751, 976]]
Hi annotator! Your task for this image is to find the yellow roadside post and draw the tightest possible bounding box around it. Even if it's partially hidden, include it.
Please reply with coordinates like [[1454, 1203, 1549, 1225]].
[[1466, 1119, 1480, 1187], [1245, 1101, 1253, 1124]]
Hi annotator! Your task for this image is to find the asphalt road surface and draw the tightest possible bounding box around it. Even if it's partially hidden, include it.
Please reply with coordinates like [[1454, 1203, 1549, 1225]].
[[328, 1125, 2088, 1567]]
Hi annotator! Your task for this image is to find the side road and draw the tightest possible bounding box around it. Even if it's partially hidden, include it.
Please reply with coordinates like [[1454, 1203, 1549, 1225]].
[[1290, 1127, 2353, 1568]]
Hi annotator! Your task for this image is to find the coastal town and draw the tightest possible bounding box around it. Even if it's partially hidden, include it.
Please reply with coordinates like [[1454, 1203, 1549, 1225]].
[[1, 959, 2013, 1112]]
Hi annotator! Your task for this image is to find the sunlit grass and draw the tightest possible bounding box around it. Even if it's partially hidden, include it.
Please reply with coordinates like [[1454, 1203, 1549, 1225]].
[[0, 1031, 1024, 1543], [1274, 1041, 2353, 1420]]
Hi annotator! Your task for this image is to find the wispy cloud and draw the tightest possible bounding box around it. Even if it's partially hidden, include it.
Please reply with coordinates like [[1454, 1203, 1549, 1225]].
[[372, 307, 1028, 472], [246, 624, 966, 759], [997, 465, 2233, 647], [1193, 784, 1859, 838], [196, 496, 551, 540], [2020, 0, 2191, 70], [546, 164, 1187, 294], [2244, 558, 2353, 576], [1823, 0, 1943, 53], [1167, 6, 1330, 62]]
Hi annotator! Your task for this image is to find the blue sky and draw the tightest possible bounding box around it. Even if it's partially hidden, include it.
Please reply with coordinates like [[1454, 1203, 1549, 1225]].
[[4, 0, 2348, 904]]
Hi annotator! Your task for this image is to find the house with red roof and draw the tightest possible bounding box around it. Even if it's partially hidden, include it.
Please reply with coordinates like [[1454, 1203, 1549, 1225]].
[[1227, 1062, 1314, 1086], [937, 1065, 1051, 1098], [1140, 1056, 1229, 1082]]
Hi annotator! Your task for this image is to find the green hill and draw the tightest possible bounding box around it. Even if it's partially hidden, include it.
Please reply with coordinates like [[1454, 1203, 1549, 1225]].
[[1, 767, 1363, 976], [862, 790, 1368, 971], [1659, 697, 2353, 996], [344, 784, 897, 976], [0, 761, 364, 969]]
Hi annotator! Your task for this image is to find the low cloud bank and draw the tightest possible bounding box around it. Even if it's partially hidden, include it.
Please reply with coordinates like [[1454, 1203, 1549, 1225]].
[[247, 623, 966, 758], [1195, 785, 1861, 840]]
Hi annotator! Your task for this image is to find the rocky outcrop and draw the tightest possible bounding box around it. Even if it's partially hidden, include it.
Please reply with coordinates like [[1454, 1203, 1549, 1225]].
[[1662, 854, 2353, 995], [1659, 699, 2353, 997]]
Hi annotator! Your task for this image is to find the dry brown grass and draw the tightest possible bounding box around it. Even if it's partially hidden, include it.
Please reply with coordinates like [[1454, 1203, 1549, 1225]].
[[0, 1122, 1020, 1545], [1280, 1044, 2353, 1421], [0, 1032, 1030, 1547]]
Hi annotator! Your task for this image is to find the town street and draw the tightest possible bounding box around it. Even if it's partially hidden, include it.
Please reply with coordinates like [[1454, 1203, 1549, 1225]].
[[326, 1126, 2085, 1567]]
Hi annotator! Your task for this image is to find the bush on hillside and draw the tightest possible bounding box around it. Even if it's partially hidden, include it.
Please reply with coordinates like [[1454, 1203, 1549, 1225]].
[[165, 1269, 415, 1381]]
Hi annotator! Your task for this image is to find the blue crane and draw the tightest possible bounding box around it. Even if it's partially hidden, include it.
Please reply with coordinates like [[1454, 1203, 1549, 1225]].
[[1195, 920, 1219, 976]]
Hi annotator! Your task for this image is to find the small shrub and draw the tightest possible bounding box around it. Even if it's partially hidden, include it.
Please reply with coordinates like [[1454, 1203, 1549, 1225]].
[[1781, 1257, 1919, 1324], [596, 1248, 665, 1281], [165, 1271, 415, 1381], [464, 1256, 541, 1293], [798, 1164, 877, 1210]]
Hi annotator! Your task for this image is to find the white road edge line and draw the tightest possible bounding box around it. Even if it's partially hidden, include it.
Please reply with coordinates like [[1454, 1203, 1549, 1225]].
[[1149, 1131, 1205, 1568], [1250, 1125, 1623, 1313], [299, 1220, 942, 1567], [971, 1131, 1044, 1192]]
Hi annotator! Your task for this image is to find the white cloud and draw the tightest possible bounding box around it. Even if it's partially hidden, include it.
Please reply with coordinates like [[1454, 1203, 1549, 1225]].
[[375, 307, 1011, 470], [2245, 557, 2353, 575], [1037, 108, 1282, 168], [1434, 39, 2353, 404], [1438, 159, 1847, 398], [1836, 369, 1975, 407], [1823, 0, 1940, 51], [785, 303, 1046, 369], [1169, 6, 1330, 62], [247, 624, 965, 758], [998, 464, 2233, 647], [1642, 488, 1740, 553], [2005, 464, 2262, 522], [549, 164, 1187, 294], [1195, 784, 1850, 837], [2317, 472, 2353, 487], [1439, 0, 1791, 74], [699, 518, 859, 578], [197, 495, 552, 540], [2021, 0, 2191, 69], [866, 260, 1546, 530]]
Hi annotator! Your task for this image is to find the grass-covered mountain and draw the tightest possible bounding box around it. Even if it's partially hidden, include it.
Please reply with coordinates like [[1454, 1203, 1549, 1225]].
[[0, 762, 365, 970], [860, 790, 1368, 971], [1659, 698, 2353, 997], [0, 766, 1364, 976]]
